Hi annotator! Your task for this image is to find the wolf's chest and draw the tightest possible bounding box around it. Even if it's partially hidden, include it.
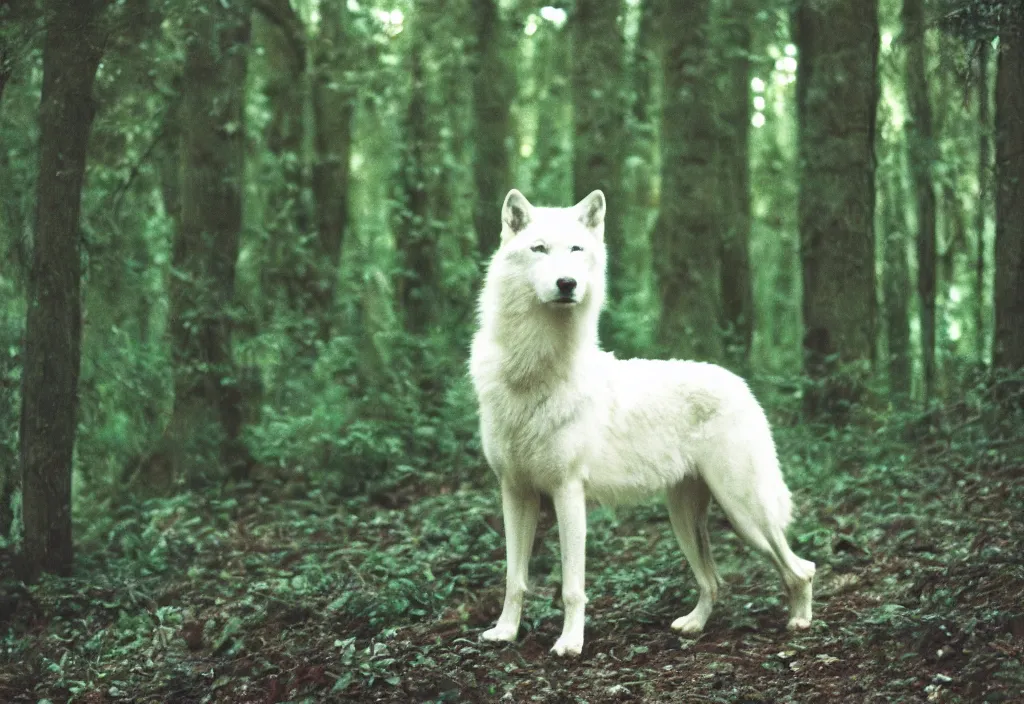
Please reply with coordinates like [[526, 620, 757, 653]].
[[479, 386, 591, 486]]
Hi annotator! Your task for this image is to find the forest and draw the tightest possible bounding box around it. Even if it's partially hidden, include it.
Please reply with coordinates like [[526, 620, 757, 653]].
[[0, 0, 1023, 700]]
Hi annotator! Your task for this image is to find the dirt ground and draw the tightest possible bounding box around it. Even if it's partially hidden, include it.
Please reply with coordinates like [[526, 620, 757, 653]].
[[1, 417, 1022, 703]]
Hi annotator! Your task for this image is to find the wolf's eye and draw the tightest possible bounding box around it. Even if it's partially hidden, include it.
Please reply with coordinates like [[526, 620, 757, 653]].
[[570, 245, 584, 253], [530, 244, 548, 254]]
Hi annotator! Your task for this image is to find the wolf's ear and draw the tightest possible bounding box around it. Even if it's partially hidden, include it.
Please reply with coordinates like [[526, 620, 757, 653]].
[[575, 190, 606, 238], [501, 189, 533, 242]]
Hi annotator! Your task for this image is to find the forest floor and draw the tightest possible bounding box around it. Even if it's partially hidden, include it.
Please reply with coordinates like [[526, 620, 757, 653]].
[[1, 395, 1023, 703]]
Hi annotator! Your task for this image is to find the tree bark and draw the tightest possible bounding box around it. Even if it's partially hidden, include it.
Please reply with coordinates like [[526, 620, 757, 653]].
[[717, 0, 755, 366], [975, 40, 990, 363], [20, 0, 107, 581], [530, 23, 572, 204], [0, 0, 30, 542], [882, 150, 912, 401], [794, 0, 879, 418], [627, 0, 658, 217], [0, 28, 11, 106], [163, 0, 253, 482], [0, 0, 31, 107], [310, 0, 353, 341], [394, 10, 438, 334], [902, 0, 937, 403], [993, 6, 1024, 370], [471, 0, 515, 256], [0, 56, 8, 107], [652, 0, 723, 360], [253, 0, 308, 325], [571, 0, 627, 304]]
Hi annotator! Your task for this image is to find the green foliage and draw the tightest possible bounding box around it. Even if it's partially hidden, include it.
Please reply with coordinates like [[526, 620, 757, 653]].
[[242, 327, 481, 498], [77, 332, 170, 489], [939, 0, 1022, 40], [2, 385, 1022, 700]]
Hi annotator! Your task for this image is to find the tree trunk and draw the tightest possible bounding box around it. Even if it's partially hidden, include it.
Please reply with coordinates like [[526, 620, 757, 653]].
[[0, 29, 11, 106], [902, 0, 937, 403], [882, 151, 912, 401], [794, 0, 879, 419], [626, 0, 658, 219], [975, 39, 990, 364], [0, 0, 31, 107], [651, 0, 723, 360], [253, 0, 308, 326], [471, 0, 514, 256], [717, 0, 755, 367], [20, 0, 107, 581], [0, 57, 8, 107], [631, 0, 657, 134], [0, 331, 16, 539], [163, 0, 253, 482], [311, 0, 353, 341], [993, 7, 1024, 371], [0, 0, 29, 542], [394, 10, 438, 334], [530, 23, 572, 205], [939, 182, 968, 368], [571, 0, 627, 304]]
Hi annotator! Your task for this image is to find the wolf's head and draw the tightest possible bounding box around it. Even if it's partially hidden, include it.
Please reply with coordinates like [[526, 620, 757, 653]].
[[491, 189, 608, 311]]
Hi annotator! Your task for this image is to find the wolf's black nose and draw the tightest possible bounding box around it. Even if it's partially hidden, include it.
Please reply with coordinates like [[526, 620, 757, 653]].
[[556, 278, 577, 294]]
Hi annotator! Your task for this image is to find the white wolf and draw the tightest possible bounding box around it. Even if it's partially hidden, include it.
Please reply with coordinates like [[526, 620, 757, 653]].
[[469, 189, 816, 657]]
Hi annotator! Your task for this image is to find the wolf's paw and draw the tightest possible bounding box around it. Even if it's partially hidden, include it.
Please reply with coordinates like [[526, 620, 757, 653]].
[[671, 613, 706, 636], [550, 634, 583, 657], [481, 623, 518, 643], [787, 617, 811, 631]]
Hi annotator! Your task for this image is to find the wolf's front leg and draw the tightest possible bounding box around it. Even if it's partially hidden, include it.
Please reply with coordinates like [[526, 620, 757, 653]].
[[551, 481, 587, 656], [482, 480, 540, 643]]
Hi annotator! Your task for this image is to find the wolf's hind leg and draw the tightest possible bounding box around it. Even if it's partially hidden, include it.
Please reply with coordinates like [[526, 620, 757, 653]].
[[702, 457, 815, 631], [482, 481, 540, 643], [766, 529, 815, 630], [666, 477, 721, 635]]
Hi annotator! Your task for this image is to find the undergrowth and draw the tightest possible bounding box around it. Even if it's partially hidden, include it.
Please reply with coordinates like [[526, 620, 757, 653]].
[[0, 375, 1022, 702]]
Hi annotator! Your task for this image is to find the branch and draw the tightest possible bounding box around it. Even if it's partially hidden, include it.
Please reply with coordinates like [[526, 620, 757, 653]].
[[111, 123, 168, 217]]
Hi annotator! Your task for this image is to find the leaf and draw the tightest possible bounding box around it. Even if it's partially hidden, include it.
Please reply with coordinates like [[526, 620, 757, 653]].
[[213, 617, 243, 654], [332, 671, 354, 692]]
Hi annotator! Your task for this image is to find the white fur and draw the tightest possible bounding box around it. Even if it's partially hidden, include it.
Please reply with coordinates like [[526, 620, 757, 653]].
[[470, 190, 816, 657]]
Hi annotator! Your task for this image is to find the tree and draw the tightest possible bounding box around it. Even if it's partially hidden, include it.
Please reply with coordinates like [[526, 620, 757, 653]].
[[471, 0, 515, 256], [310, 0, 354, 341], [570, 0, 627, 304], [394, 8, 439, 334], [0, 0, 32, 543], [252, 0, 310, 324], [793, 0, 879, 417], [0, 43, 8, 107], [717, 0, 756, 365], [651, 0, 723, 360], [993, 4, 1024, 371], [529, 18, 573, 205], [629, 0, 658, 190], [903, 0, 937, 403], [881, 147, 912, 401], [160, 0, 253, 481], [252, 0, 351, 342], [20, 0, 108, 580], [975, 38, 990, 363], [0, 0, 20, 105]]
